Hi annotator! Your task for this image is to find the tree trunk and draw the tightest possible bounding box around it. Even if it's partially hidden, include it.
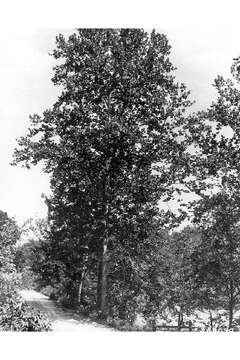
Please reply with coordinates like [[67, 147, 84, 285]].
[[177, 309, 183, 331], [100, 237, 108, 316], [78, 268, 85, 305], [97, 237, 109, 317], [97, 258, 102, 309], [78, 248, 89, 305], [228, 279, 234, 329], [97, 158, 111, 318], [209, 310, 213, 331], [188, 320, 192, 331]]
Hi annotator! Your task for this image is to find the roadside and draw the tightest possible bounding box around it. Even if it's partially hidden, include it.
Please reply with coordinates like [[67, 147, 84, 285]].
[[19, 289, 114, 332]]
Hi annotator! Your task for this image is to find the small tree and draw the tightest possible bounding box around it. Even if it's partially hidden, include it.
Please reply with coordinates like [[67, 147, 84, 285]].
[[191, 192, 240, 329]]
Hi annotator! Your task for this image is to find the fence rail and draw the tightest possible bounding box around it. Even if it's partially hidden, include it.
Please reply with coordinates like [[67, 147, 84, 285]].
[[155, 320, 193, 331]]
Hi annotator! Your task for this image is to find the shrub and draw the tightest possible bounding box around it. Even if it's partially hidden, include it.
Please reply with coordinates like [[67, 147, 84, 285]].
[[0, 299, 52, 331], [41, 283, 77, 307], [41, 285, 58, 300], [0, 272, 52, 331], [17, 268, 38, 290]]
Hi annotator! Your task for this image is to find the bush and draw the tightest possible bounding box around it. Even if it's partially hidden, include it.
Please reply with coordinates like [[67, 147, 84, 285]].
[[0, 299, 52, 331], [17, 268, 38, 290], [41, 285, 58, 300], [41, 284, 77, 307], [0, 272, 52, 331]]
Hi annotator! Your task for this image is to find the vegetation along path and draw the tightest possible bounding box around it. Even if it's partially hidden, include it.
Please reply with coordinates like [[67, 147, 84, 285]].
[[19, 290, 113, 332]]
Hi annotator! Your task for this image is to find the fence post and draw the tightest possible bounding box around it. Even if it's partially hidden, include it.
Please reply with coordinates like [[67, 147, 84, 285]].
[[189, 320, 192, 331]]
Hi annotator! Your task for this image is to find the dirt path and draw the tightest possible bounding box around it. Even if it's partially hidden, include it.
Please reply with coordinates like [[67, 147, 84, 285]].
[[19, 289, 113, 332]]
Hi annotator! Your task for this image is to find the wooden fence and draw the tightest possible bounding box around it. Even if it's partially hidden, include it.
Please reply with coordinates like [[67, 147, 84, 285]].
[[154, 320, 193, 332]]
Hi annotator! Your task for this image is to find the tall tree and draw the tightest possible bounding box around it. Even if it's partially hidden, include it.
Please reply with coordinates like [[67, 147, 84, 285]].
[[13, 29, 192, 316]]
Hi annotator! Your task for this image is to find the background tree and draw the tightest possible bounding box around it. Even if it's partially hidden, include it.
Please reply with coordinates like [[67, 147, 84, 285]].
[[183, 67, 240, 328], [0, 210, 20, 273], [190, 192, 240, 329]]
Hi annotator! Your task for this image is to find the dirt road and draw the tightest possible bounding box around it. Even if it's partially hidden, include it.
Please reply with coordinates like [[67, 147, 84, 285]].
[[19, 289, 113, 332]]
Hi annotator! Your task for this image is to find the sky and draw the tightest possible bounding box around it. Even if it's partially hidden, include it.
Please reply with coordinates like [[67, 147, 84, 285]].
[[1, 27, 240, 225]]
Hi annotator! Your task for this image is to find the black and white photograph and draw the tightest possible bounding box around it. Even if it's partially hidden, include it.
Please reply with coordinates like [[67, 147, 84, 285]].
[[2, 1, 240, 357]]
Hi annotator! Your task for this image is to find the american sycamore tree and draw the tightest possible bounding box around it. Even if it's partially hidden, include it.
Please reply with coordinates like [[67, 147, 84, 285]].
[[13, 29, 192, 317]]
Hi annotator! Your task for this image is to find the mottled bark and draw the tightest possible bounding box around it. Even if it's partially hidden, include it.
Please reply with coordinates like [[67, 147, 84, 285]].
[[228, 279, 234, 329]]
